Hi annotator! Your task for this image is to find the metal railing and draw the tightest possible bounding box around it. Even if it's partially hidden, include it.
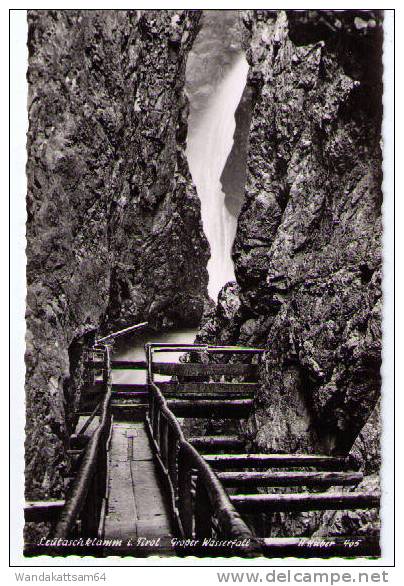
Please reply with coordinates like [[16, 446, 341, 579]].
[[145, 343, 264, 556]]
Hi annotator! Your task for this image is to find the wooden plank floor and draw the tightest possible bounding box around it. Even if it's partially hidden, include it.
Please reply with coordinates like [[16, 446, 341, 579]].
[[103, 421, 175, 557]]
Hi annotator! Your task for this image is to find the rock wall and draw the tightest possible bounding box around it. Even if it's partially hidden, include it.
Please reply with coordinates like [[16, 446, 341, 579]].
[[241, 8, 383, 458], [204, 8, 382, 458], [197, 10, 383, 535], [25, 9, 209, 512]]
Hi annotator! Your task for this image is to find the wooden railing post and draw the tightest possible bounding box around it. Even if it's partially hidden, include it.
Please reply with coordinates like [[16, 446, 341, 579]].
[[153, 403, 160, 442], [145, 346, 262, 555], [167, 429, 178, 498], [149, 392, 155, 431], [194, 475, 212, 538], [53, 345, 113, 545], [178, 446, 194, 537], [103, 348, 108, 386], [160, 414, 168, 470], [145, 343, 154, 433]]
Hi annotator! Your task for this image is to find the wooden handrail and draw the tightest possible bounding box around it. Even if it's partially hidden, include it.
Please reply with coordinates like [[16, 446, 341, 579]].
[[149, 343, 265, 354], [178, 440, 254, 541], [95, 321, 148, 345], [146, 374, 260, 555], [53, 345, 113, 539]]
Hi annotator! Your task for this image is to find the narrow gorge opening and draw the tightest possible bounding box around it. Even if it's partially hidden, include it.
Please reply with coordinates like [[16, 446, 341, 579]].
[[185, 11, 250, 301], [111, 13, 253, 430]]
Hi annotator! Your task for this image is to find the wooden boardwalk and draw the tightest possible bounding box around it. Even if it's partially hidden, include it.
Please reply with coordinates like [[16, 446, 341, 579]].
[[103, 421, 174, 556], [25, 334, 380, 559]]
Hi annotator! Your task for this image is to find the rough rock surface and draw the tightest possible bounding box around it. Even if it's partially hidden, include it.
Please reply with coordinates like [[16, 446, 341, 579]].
[[198, 10, 383, 537], [220, 85, 254, 218], [25, 8, 208, 517], [240, 8, 383, 458]]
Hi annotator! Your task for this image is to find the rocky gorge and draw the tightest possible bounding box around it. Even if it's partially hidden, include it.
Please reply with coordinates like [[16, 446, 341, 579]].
[[25, 9, 384, 546]]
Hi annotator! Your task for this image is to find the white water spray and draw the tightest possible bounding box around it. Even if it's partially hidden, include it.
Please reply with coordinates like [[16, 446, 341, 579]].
[[186, 54, 249, 301]]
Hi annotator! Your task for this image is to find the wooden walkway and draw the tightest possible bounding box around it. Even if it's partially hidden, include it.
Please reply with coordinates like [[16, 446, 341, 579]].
[[25, 331, 381, 559], [103, 421, 174, 556]]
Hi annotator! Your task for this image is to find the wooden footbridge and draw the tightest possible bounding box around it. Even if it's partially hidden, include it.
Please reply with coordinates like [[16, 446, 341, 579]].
[[25, 324, 381, 558]]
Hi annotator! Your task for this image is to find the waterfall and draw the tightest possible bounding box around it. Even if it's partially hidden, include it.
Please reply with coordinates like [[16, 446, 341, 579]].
[[186, 54, 249, 301]]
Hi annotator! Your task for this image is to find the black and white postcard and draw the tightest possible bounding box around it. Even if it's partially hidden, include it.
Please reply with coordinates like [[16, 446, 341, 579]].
[[8, 2, 397, 577]]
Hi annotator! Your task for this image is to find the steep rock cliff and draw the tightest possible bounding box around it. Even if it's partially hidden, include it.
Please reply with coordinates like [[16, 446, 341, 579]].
[[185, 10, 243, 119], [197, 10, 382, 536], [220, 85, 253, 218], [25, 9, 208, 513], [239, 8, 383, 457]]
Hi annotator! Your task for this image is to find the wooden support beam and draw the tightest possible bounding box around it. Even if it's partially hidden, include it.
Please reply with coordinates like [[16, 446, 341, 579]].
[[259, 536, 380, 558], [203, 454, 350, 470], [152, 362, 259, 377], [80, 397, 146, 417], [24, 500, 65, 523], [107, 391, 148, 400], [87, 381, 111, 390], [67, 449, 84, 457], [167, 399, 253, 418], [156, 381, 260, 398], [230, 492, 380, 513], [81, 383, 149, 404], [110, 403, 148, 421], [217, 471, 364, 488], [111, 397, 147, 405], [69, 434, 90, 450], [103, 387, 253, 402], [111, 360, 148, 370], [189, 436, 245, 452], [89, 382, 149, 394]]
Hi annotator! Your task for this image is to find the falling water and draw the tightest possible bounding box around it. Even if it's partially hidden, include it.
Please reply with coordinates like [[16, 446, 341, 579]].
[[186, 54, 249, 301]]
